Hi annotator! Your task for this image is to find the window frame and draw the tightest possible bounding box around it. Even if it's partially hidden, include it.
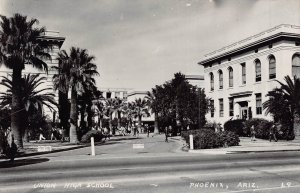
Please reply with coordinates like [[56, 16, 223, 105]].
[[218, 70, 223, 89], [210, 72, 214, 91], [255, 59, 261, 82], [256, 93, 262, 115], [228, 67, 233, 87], [241, 63, 246, 85], [219, 98, 224, 117], [269, 55, 276, 79]]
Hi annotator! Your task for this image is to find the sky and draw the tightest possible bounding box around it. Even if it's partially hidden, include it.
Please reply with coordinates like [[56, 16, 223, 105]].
[[1, 0, 300, 91]]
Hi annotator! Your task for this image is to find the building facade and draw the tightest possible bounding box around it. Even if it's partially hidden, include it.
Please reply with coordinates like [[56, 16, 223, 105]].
[[198, 24, 300, 126], [0, 31, 65, 119]]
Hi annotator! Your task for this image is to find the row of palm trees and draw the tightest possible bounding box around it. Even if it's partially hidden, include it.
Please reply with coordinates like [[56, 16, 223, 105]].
[[0, 13, 104, 148], [92, 97, 152, 136]]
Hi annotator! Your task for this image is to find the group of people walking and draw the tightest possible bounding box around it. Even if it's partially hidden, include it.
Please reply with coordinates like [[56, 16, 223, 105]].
[[250, 123, 278, 142]]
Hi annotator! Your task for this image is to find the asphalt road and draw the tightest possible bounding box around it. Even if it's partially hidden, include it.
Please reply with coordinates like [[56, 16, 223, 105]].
[[1, 135, 300, 193]]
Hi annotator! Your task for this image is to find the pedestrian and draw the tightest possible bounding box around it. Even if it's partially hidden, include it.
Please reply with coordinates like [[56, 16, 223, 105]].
[[38, 127, 46, 141], [165, 126, 168, 142], [51, 126, 57, 141], [250, 125, 256, 141], [269, 123, 278, 142], [146, 125, 150, 138]]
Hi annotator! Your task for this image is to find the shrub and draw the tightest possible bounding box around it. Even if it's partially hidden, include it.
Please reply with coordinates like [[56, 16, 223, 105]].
[[218, 131, 240, 147], [224, 119, 246, 136], [193, 129, 219, 149], [0, 130, 17, 162], [243, 118, 271, 139], [80, 130, 103, 143], [181, 129, 240, 149]]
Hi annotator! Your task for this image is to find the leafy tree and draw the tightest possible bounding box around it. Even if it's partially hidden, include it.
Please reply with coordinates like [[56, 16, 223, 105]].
[[0, 74, 57, 141], [0, 14, 51, 148], [151, 72, 208, 133], [263, 75, 300, 136], [53, 47, 98, 143]]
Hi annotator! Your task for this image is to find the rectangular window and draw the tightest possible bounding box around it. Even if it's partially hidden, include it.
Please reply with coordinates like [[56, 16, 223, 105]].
[[229, 98, 234, 116], [256, 93, 262, 115], [115, 92, 120, 98], [241, 63, 246, 85], [210, 100, 214, 118], [219, 99, 224, 117]]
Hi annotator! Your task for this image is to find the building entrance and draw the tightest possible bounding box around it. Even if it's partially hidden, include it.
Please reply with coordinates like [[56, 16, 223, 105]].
[[239, 101, 248, 120]]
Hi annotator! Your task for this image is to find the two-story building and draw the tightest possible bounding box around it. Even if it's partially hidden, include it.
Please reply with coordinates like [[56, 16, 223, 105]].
[[198, 24, 300, 130]]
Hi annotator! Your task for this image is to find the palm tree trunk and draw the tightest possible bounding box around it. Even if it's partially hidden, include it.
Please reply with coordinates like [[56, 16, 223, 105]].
[[138, 115, 142, 133], [154, 112, 159, 134], [11, 68, 23, 149], [117, 111, 121, 129], [69, 88, 79, 143], [59, 90, 70, 132], [22, 113, 29, 142], [109, 113, 113, 135], [87, 103, 93, 128]]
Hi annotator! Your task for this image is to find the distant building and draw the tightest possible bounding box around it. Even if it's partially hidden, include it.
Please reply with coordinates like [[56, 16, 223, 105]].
[[100, 88, 132, 100], [185, 75, 204, 88], [198, 24, 300, 134], [0, 31, 65, 119]]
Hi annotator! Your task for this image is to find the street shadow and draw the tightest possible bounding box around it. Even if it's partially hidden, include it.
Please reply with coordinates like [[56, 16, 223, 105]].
[[0, 158, 49, 168], [108, 137, 142, 142]]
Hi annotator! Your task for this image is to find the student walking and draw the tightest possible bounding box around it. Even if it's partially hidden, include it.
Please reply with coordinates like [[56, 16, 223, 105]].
[[269, 123, 278, 142], [250, 125, 256, 141], [165, 126, 169, 142]]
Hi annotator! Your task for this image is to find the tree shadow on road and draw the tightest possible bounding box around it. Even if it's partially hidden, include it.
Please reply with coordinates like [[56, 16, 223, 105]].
[[0, 158, 49, 168]]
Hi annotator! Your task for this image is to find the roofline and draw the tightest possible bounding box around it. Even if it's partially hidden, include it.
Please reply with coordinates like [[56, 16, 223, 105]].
[[198, 32, 300, 66]]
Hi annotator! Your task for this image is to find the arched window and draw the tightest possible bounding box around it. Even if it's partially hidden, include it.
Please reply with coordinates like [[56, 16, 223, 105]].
[[210, 72, 214, 91], [292, 53, 300, 78], [269, 55, 276, 79], [218, 70, 223, 89], [255, 59, 261, 82], [228, 67, 233, 87]]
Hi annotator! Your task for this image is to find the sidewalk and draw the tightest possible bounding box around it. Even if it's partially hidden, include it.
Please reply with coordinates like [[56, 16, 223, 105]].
[[189, 137, 300, 154]]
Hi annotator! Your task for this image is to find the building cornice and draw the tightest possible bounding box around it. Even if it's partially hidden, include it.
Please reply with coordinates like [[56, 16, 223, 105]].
[[198, 24, 300, 67]]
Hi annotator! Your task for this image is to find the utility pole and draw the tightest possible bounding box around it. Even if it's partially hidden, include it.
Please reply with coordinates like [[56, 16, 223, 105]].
[[198, 88, 201, 129]]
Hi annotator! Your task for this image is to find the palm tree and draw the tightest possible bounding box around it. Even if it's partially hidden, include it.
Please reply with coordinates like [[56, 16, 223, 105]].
[[0, 74, 57, 141], [53, 47, 98, 143], [104, 98, 119, 135], [263, 75, 300, 136], [146, 89, 159, 134], [132, 98, 150, 133], [0, 14, 51, 148]]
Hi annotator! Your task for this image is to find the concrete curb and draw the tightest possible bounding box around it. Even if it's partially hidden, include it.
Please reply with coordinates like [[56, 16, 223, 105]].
[[0, 141, 106, 159], [188, 148, 300, 154]]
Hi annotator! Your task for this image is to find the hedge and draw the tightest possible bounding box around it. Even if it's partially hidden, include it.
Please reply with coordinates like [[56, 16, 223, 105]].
[[181, 129, 240, 149], [243, 118, 294, 140], [80, 130, 104, 143], [224, 119, 246, 136]]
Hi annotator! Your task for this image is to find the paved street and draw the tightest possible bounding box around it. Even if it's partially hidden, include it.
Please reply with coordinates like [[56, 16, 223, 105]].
[[1, 135, 300, 193]]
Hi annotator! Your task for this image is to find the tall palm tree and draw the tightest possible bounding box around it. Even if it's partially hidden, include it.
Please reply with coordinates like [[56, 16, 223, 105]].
[[263, 75, 300, 136], [53, 47, 98, 143], [104, 98, 119, 135], [122, 101, 135, 129], [132, 98, 150, 133], [146, 89, 159, 134], [0, 14, 51, 148], [0, 74, 57, 141]]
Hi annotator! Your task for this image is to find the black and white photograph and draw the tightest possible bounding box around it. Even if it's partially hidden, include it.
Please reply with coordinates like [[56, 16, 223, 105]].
[[1, 0, 300, 192]]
